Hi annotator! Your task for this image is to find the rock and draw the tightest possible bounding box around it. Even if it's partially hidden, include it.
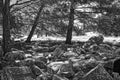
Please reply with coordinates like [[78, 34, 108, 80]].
[[59, 44, 69, 51], [80, 60, 98, 74], [25, 45, 33, 50], [25, 54, 32, 58], [99, 44, 113, 51], [112, 72, 120, 80], [72, 58, 96, 73], [73, 47, 86, 55], [33, 47, 48, 53], [82, 42, 92, 49], [1, 66, 35, 80], [25, 58, 35, 66], [89, 54, 103, 61], [88, 35, 104, 45], [52, 47, 64, 58], [57, 60, 74, 79], [114, 48, 120, 56], [34, 57, 47, 63], [52, 75, 69, 80], [46, 66, 55, 74], [83, 35, 104, 49], [82, 64, 113, 80], [63, 51, 78, 58], [73, 61, 82, 73], [98, 44, 113, 54], [12, 60, 24, 66], [36, 75, 46, 80], [48, 62, 66, 72], [89, 44, 99, 52], [34, 61, 47, 70], [30, 65, 42, 77], [4, 51, 25, 61], [103, 60, 114, 75], [73, 70, 85, 80], [36, 73, 53, 80], [35, 75, 43, 80], [113, 58, 120, 75]]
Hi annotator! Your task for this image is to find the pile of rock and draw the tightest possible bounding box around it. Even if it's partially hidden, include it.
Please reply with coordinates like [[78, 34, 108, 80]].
[[1, 35, 120, 80]]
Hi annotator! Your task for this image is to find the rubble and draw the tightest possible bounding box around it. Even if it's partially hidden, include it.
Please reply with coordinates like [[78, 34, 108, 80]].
[[1, 36, 119, 80]]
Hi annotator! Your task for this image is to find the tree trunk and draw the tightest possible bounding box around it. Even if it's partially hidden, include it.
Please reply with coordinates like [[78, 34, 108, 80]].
[[65, 0, 75, 44], [25, 4, 44, 43], [2, 0, 11, 55], [0, 0, 3, 12]]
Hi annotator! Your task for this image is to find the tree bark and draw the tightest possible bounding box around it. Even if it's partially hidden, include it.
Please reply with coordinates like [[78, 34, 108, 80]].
[[65, 0, 75, 44], [25, 4, 44, 43], [0, 0, 3, 12], [2, 0, 11, 55]]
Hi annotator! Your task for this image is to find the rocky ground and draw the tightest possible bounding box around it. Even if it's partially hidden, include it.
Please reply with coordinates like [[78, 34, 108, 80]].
[[1, 35, 120, 80]]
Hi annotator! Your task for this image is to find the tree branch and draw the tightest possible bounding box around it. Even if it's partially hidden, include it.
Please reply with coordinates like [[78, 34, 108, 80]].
[[10, 0, 36, 9], [10, 1, 38, 13]]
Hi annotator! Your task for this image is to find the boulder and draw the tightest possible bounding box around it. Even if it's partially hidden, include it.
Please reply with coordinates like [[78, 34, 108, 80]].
[[82, 64, 113, 80], [87, 35, 104, 45], [1, 66, 35, 80], [57, 60, 74, 79], [80, 60, 98, 74]]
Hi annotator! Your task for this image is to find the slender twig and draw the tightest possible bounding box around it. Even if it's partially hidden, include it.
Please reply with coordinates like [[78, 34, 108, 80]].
[[10, 0, 37, 9], [10, 1, 38, 13]]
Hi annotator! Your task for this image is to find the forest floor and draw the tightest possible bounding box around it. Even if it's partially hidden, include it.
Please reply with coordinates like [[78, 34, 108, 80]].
[[1, 33, 120, 80]]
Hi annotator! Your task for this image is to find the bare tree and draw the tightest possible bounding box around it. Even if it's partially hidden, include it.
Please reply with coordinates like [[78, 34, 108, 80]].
[[25, 4, 44, 43], [65, 0, 75, 44], [2, 0, 11, 55]]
